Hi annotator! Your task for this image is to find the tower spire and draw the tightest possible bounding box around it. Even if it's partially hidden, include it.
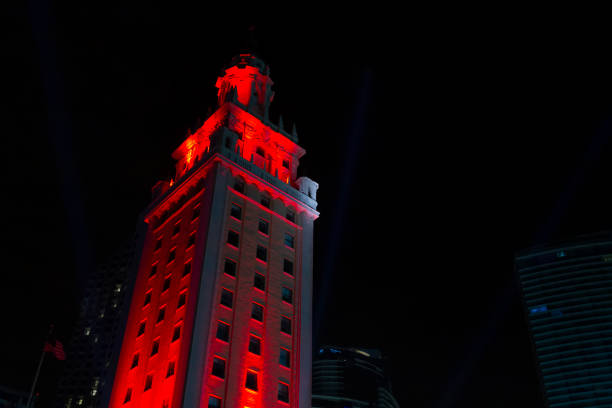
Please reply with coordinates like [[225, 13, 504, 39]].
[[246, 24, 258, 53]]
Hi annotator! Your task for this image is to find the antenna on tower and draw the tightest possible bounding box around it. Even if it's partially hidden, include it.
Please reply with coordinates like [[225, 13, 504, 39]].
[[239, 24, 264, 61], [246, 25, 258, 53]]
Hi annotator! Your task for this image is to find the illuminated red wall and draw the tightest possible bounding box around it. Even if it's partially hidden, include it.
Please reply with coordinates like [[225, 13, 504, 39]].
[[109, 169, 212, 408], [197, 170, 304, 407], [109, 53, 317, 408]]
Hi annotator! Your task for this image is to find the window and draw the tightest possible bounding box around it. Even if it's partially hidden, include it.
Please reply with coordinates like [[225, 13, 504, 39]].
[[167, 249, 176, 264], [282, 287, 293, 304], [216, 321, 230, 342], [251, 303, 264, 322], [172, 222, 181, 237], [282, 159, 290, 169], [130, 353, 139, 369], [208, 396, 221, 408], [220, 289, 233, 308], [187, 232, 196, 248], [278, 382, 289, 403], [143, 290, 152, 306], [248, 335, 261, 355], [156, 307, 166, 323], [162, 276, 171, 292], [256, 245, 267, 263], [183, 262, 191, 277], [227, 230, 239, 247], [256, 147, 265, 157], [230, 203, 242, 220], [150, 264, 158, 278], [223, 259, 236, 277], [284, 233, 294, 249], [286, 210, 295, 223], [254, 272, 265, 291], [192, 206, 200, 221], [178, 290, 187, 308], [283, 259, 293, 276], [245, 371, 258, 392], [166, 361, 175, 378], [151, 339, 160, 356], [172, 325, 181, 342], [123, 388, 132, 403], [155, 238, 163, 251], [234, 179, 244, 193], [280, 348, 290, 368], [144, 375, 153, 391], [258, 219, 269, 235], [137, 321, 146, 337], [212, 357, 225, 379], [260, 195, 270, 208], [281, 316, 291, 335]]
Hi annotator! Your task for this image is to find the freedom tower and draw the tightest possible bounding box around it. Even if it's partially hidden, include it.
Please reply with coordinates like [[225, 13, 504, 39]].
[[108, 53, 319, 408]]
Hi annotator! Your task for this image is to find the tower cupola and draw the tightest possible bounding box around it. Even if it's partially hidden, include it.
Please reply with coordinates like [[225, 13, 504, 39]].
[[215, 54, 274, 119]]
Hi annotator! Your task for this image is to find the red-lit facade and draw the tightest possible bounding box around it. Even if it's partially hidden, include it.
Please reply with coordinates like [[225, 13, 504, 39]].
[[109, 54, 319, 408]]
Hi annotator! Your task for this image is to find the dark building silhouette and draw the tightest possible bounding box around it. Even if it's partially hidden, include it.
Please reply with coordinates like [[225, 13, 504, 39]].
[[55, 235, 143, 408], [516, 232, 612, 407], [0, 385, 33, 408], [312, 346, 399, 408]]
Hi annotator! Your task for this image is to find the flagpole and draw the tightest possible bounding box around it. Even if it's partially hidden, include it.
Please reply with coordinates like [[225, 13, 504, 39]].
[[26, 346, 46, 408], [26, 324, 53, 408]]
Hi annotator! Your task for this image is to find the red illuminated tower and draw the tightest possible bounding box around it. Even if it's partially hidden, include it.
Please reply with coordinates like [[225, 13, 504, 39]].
[[108, 54, 319, 408]]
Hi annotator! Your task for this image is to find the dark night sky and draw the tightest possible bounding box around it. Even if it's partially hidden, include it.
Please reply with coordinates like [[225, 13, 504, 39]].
[[5, 3, 612, 407]]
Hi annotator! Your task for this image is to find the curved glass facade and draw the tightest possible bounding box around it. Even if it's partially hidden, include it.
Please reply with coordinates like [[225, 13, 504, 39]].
[[516, 233, 612, 407], [312, 346, 399, 408]]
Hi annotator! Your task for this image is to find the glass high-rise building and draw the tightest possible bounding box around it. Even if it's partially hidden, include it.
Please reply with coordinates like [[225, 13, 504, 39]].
[[516, 232, 612, 407], [312, 346, 399, 408], [55, 236, 142, 408]]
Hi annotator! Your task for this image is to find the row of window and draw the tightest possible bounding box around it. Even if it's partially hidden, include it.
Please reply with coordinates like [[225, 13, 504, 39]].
[[135, 318, 182, 359], [207, 364, 290, 405], [151, 233, 195, 275], [227, 232, 295, 274], [150, 258, 192, 283], [218, 290, 292, 334], [232, 179, 296, 223], [144, 276, 189, 307], [123, 332, 181, 403], [229, 203, 295, 248], [214, 321, 291, 367], [153, 204, 200, 254], [123, 358, 177, 402], [223, 259, 293, 303], [136, 280, 187, 345], [226, 231, 294, 259]]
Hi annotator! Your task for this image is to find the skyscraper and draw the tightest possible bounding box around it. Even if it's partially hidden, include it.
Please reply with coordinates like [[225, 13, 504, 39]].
[[312, 346, 399, 408], [516, 232, 612, 407], [108, 53, 319, 408], [55, 235, 142, 408]]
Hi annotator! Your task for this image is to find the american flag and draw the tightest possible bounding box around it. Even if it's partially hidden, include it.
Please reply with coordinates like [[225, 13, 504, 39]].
[[43, 339, 66, 360]]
